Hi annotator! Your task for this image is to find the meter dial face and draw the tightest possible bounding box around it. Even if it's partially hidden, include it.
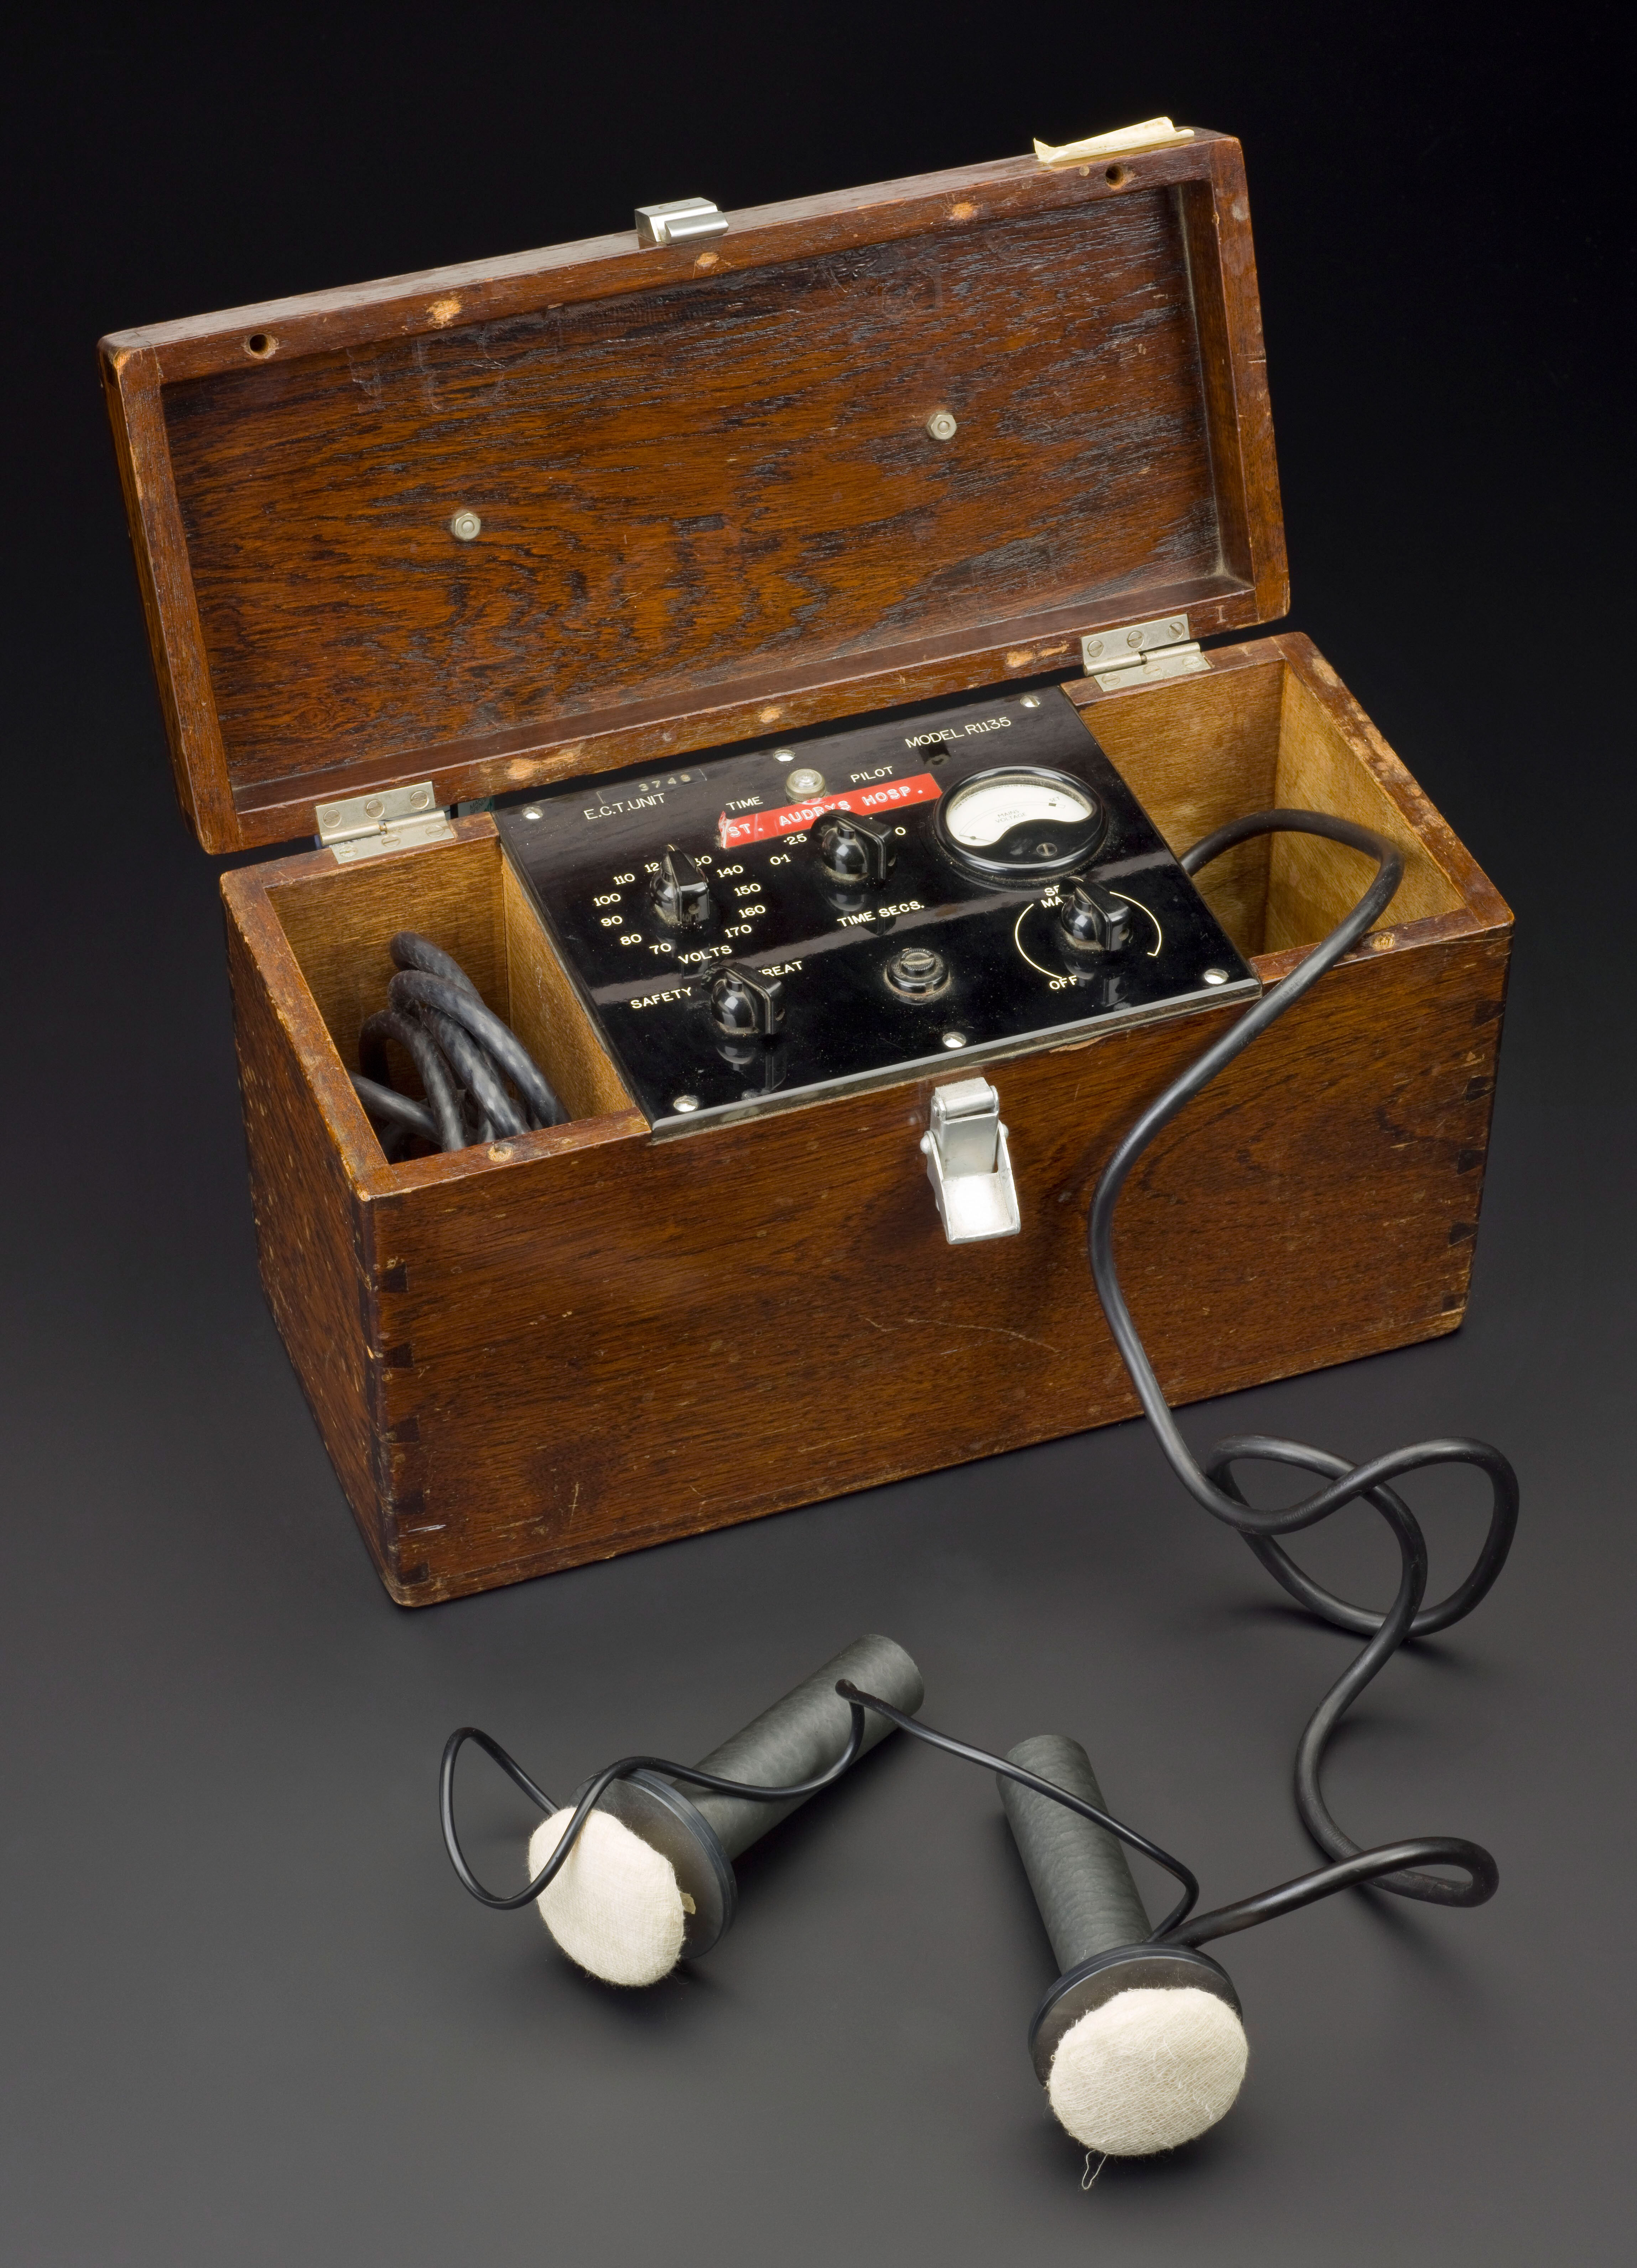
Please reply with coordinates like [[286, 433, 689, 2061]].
[[936, 766, 1107, 880]]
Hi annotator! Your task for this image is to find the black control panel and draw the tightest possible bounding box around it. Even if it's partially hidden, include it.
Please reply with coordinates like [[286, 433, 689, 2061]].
[[497, 685, 1260, 1134]]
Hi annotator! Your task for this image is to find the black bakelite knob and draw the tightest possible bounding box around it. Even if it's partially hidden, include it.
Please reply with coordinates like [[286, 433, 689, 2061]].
[[1056, 878, 1134, 956], [649, 846, 713, 929], [708, 963, 786, 1037], [817, 812, 896, 885]]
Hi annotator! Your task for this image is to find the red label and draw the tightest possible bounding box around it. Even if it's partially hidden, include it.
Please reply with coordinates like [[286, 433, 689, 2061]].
[[718, 771, 943, 849]]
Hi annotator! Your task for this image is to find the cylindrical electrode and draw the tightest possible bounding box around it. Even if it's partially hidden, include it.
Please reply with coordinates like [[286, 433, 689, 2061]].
[[1001, 1731, 1249, 2157], [1001, 1733, 1153, 1970], [685, 1632, 923, 1858], [530, 1633, 922, 1988]]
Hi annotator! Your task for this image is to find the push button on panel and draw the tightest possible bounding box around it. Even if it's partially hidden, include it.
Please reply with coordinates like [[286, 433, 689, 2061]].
[[885, 944, 950, 1000]]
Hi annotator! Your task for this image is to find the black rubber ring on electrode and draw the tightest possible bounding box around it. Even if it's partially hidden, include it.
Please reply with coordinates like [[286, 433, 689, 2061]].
[[1028, 1944, 1241, 2086], [575, 1769, 739, 1960]]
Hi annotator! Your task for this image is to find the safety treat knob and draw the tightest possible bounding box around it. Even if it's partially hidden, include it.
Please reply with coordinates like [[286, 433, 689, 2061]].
[[1055, 877, 1134, 957], [708, 962, 786, 1037], [817, 812, 896, 886], [649, 845, 714, 930]]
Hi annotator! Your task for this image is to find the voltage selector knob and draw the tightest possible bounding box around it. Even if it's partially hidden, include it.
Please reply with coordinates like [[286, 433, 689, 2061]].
[[708, 963, 786, 1038], [649, 845, 714, 930], [817, 812, 896, 886], [1055, 877, 1134, 957]]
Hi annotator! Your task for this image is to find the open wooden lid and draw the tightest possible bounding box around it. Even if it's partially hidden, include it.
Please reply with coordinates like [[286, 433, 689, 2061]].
[[101, 132, 1285, 855]]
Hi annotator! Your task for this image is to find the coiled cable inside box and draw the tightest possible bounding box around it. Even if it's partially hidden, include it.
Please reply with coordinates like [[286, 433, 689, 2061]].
[[350, 930, 565, 1157]]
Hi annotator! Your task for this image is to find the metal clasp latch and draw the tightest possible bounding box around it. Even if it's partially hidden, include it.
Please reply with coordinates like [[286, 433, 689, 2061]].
[[634, 197, 728, 248], [920, 1078, 1022, 1244]]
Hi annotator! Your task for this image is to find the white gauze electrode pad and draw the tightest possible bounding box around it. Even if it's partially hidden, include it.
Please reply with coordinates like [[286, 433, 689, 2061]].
[[528, 1808, 687, 1988], [1047, 1985, 1249, 2155]]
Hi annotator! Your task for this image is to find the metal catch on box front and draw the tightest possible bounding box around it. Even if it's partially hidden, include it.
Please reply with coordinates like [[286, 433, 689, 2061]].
[[921, 1078, 1021, 1244]]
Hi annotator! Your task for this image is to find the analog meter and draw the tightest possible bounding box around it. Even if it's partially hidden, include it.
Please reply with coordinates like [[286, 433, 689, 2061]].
[[935, 767, 1108, 880]]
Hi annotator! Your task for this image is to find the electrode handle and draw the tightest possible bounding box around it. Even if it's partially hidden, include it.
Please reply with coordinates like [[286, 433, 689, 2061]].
[[1000, 1733, 1152, 1974], [684, 1633, 924, 1859]]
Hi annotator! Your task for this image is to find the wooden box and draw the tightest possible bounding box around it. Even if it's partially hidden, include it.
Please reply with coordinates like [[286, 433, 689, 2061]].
[[100, 133, 1510, 1605]]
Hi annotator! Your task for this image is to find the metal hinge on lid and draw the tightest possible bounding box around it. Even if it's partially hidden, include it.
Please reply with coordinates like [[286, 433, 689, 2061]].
[[635, 197, 728, 248], [1081, 613, 1209, 691], [316, 783, 456, 864], [920, 1077, 1022, 1244]]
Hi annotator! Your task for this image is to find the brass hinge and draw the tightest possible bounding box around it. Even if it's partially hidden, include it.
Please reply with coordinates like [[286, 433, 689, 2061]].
[[1080, 613, 1209, 690], [315, 783, 456, 864]]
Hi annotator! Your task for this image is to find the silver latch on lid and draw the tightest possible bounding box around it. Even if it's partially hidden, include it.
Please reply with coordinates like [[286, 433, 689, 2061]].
[[634, 197, 729, 248], [315, 783, 456, 864], [1080, 612, 1209, 691], [920, 1077, 1022, 1244]]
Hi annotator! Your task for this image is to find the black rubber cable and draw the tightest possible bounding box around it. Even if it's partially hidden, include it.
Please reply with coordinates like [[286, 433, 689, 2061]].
[[388, 969, 566, 1129], [439, 1708, 873, 1910], [419, 1005, 531, 1141], [833, 1682, 1200, 1937], [352, 932, 562, 1155], [436, 818, 1514, 1952], [1087, 809, 1516, 1914], [358, 1009, 467, 1153], [348, 1074, 438, 1146], [834, 1683, 1494, 1947], [825, 826, 1511, 1948], [389, 931, 482, 994]]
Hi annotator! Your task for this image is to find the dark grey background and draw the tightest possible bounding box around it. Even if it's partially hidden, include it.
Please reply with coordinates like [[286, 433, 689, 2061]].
[[4, 5, 1631, 2262]]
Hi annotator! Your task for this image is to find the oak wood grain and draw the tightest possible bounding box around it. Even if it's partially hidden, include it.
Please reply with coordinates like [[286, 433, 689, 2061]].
[[99, 345, 236, 849], [222, 891, 388, 1578], [266, 829, 510, 1081], [256, 818, 635, 1157], [214, 571, 1253, 852], [500, 852, 632, 1122], [104, 138, 1237, 380], [358, 926, 1507, 1601], [220, 637, 1511, 1602], [102, 136, 1287, 854], [1067, 637, 1477, 947], [1182, 143, 1289, 625], [1270, 633, 1511, 928], [1065, 648, 1284, 951]]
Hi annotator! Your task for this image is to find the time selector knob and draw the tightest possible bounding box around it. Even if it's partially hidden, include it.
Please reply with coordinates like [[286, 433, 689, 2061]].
[[708, 963, 786, 1038], [649, 845, 714, 930], [817, 812, 896, 886], [1055, 877, 1134, 957]]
